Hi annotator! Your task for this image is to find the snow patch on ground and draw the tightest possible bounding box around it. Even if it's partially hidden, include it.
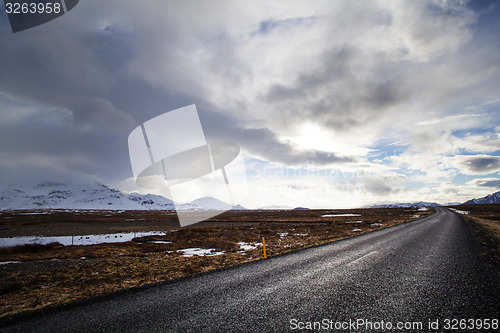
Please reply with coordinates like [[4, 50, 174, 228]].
[[177, 248, 224, 257], [16, 212, 53, 215], [238, 242, 259, 252], [352, 228, 362, 232], [0, 261, 21, 265], [448, 208, 469, 215], [322, 214, 362, 217], [345, 221, 363, 224]]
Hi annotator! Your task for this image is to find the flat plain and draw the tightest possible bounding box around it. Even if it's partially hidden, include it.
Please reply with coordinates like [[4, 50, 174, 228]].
[[1, 206, 488, 319]]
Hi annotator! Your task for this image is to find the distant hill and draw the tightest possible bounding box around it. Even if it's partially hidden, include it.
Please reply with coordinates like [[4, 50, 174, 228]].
[[370, 201, 441, 208], [463, 191, 500, 205], [188, 197, 237, 210], [0, 182, 244, 211]]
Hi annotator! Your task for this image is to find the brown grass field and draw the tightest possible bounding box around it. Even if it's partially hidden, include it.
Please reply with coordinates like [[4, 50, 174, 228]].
[[0, 207, 433, 318], [450, 204, 500, 271]]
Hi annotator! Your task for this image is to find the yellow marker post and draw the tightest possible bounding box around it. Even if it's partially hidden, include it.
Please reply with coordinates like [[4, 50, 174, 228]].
[[262, 237, 267, 258]]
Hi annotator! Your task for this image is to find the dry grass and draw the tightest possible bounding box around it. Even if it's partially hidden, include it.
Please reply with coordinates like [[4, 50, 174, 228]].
[[0, 207, 433, 318], [453, 204, 500, 270], [472, 218, 500, 240]]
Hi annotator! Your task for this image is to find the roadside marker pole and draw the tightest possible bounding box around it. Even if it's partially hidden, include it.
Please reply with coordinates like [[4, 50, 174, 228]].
[[262, 237, 267, 258]]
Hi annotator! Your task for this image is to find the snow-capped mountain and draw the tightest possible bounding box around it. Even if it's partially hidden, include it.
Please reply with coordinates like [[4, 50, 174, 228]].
[[370, 201, 441, 208], [188, 197, 233, 210], [182, 197, 247, 211], [0, 182, 175, 210], [0, 182, 245, 211], [463, 191, 500, 205]]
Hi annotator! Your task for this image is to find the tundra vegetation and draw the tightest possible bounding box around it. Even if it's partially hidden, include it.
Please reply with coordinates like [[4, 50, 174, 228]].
[[0, 207, 436, 317]]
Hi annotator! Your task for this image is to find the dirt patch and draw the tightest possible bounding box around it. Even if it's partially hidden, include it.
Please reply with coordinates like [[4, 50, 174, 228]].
[[0, 207, 433, 318]]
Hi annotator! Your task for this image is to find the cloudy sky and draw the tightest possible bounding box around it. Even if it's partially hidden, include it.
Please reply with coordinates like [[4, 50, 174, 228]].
[[0, 0, 499, 208]]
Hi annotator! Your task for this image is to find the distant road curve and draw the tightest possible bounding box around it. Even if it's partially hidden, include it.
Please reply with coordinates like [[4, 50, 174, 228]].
[[2, 207, 499, 332]]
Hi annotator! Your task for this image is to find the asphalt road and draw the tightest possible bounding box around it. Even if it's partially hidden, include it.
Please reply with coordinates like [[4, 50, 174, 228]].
[[2, 207, 499, 332]]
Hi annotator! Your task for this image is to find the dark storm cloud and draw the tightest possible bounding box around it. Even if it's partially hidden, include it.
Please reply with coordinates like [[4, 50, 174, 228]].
[[476, 179, 500, 188], [0, 30, 135, 129], [0, 111, 133, 183], [463, 157, 500, 173], [362, 174, 406, 196], [0, 22, 139, 183], [0, 0, 499, 208], [363, 179, 393, 195], [263, 44, 406, 132]]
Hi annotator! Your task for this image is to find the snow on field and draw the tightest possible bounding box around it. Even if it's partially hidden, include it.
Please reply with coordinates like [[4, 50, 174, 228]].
[[0, 231, 167, 247], [371, 223, 384, 226], [345, 221, 363, 224], [352, 228, 362, 232], [418, 207, 429, 211], [448, 208, 470, 215], [16, 212, 53, 215], [322, 214, 362, 217], [238, 242, 260, 252], [177, 248, 224, 257], [294, 233, 308, 236], [278, 232, 289, 238]]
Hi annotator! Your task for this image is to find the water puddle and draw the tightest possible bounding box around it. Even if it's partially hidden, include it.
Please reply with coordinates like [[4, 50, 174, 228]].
[[0, 261, 21, 265], [0, 231, 168, 247]]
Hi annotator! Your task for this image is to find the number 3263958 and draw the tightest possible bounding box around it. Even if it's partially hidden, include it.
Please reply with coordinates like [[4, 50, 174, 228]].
[[5, 2, 62, 14]]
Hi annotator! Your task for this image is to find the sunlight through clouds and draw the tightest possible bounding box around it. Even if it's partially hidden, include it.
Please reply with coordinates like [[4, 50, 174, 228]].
[[0, 0, 499, 207]]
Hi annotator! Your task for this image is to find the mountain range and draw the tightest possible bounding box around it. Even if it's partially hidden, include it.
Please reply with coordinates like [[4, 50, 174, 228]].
[[370, 201, 441, 209], [462, 191, 500, 205], [0, 182, 243, 211], [1, 182, 499, 211], [372, 191, 500, 208]]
